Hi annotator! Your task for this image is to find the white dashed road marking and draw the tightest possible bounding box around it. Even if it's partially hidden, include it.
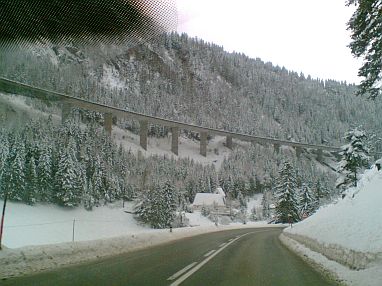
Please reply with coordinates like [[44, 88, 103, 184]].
[[167, 262, 198, 281], [204, 250, 216, 257], [169, 232, 255, 286]]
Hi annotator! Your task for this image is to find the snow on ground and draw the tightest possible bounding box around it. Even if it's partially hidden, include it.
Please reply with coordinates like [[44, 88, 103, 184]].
[[246, 194, 263, 216], [101, 65, 126, 90], [282, 165, 382, 286], [1, 200, 148, 249], [0, 93, 61, 124], [186, 211, 218, 227], [0, 199, 278, 279], [112, 126, 242, 168], [280, 234, 382, 286], [0, 199, 265, 249]]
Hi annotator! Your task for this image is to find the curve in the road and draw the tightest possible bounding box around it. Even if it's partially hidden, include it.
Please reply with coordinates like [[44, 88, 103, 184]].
[[1, 228, 338, 286]]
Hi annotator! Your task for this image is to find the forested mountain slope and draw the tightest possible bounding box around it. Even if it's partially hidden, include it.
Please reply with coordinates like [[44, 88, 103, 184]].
[[1, 32, 382, 147], [0, 33, 381, 214]]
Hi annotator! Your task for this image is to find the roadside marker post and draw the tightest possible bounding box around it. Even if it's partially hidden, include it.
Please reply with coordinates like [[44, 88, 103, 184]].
[[72, 219, 76, 242], [0, 193, 8, 250]]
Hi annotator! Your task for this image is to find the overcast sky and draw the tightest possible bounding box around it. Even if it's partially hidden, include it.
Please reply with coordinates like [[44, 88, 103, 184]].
[[176, 0, 361, 84]]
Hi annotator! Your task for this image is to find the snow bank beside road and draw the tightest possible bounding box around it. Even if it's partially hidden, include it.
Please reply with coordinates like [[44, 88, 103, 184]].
[[286, 167, 382, 255], [282, 166, 382, 285], [280, 234, 382, 286]]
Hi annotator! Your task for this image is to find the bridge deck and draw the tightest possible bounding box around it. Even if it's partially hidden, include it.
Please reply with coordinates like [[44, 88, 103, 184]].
[[0, 76, 355, 154]]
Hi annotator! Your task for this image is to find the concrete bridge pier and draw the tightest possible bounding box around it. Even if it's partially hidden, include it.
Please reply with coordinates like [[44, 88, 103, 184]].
[[226, 136, 233, 149], [61, 102, 72, 123], [140, 120, 148, 151], [273, 143, 280, 154], [200, 132, 207, 157], [317, 149, 323, 162], [295, 147, 303, 158], [171, 127, 179, 155], [104, 113, 113, 135]]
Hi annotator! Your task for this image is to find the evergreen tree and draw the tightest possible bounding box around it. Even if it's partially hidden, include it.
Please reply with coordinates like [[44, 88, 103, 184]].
[[347, 0, 382, 99], [10, 148, 25, 201], [135, 181, 177, 229], [299, 184, 317, 218], [250, 206, 257, 221], [1, 140, 26, 201], [54, 147, 82, 207], [24, 157, 38, 204], [274, 162, 300, 223], [237, 191, 247, 208], [261, 189, 272, 220], [313, 180, 331, 206], [91, 155, 104, 206], [83, 181, 95, 211], [37, 146, 53, 202], [337, 128, 370, 189], [159, 181, 178, 226]]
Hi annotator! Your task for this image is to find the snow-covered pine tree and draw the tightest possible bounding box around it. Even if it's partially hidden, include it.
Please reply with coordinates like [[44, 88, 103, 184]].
[[0, 134, 8, 176], [91, 155, 104, 206], [83, 180, 95, 211], [23, 156, 38, 204], [261, 189, 271, 220], [299, 183, 317, 218], [337, 128, 370, 189], [54, 147, 82, 207], [2, 139, 26, 201], [237, 190, 247, 208], [37, 145, 53, 202], [135, 189, 154, 226], [159, 181, 177, 227], [274, 162, 300, 223], [135, 181, 177, 229], [250, 206, 257, 221], [12, 148, 26, 201]]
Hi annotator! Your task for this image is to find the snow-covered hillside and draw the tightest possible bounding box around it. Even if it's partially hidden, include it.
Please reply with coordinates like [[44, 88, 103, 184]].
[[282, 164, 382, 286]]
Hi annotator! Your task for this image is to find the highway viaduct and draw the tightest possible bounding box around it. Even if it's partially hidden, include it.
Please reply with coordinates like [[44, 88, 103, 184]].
[[0, 77, 363, 160]]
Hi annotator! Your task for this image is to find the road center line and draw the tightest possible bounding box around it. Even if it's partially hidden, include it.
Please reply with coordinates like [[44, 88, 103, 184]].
[[204, 250, 216, 257], [169, 232, 254, 286], [167, 262, 198, 281], [219, 243, 226, 248]]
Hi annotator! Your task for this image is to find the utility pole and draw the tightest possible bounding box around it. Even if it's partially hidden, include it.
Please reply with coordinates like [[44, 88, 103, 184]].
[[0, 193, 8, 250]]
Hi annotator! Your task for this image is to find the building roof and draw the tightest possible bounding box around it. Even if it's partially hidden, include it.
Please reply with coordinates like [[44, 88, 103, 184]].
[[192, 193, 225, 207]]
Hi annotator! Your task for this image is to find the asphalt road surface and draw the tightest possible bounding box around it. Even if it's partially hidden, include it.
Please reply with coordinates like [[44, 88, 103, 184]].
[[1, 228, 337, 286]]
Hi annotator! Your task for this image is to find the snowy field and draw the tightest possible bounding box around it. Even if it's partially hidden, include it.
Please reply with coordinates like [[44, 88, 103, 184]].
[[282, 166, 382, 286], [1, 195, 265, 249], [0, 201, 148, 248]]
